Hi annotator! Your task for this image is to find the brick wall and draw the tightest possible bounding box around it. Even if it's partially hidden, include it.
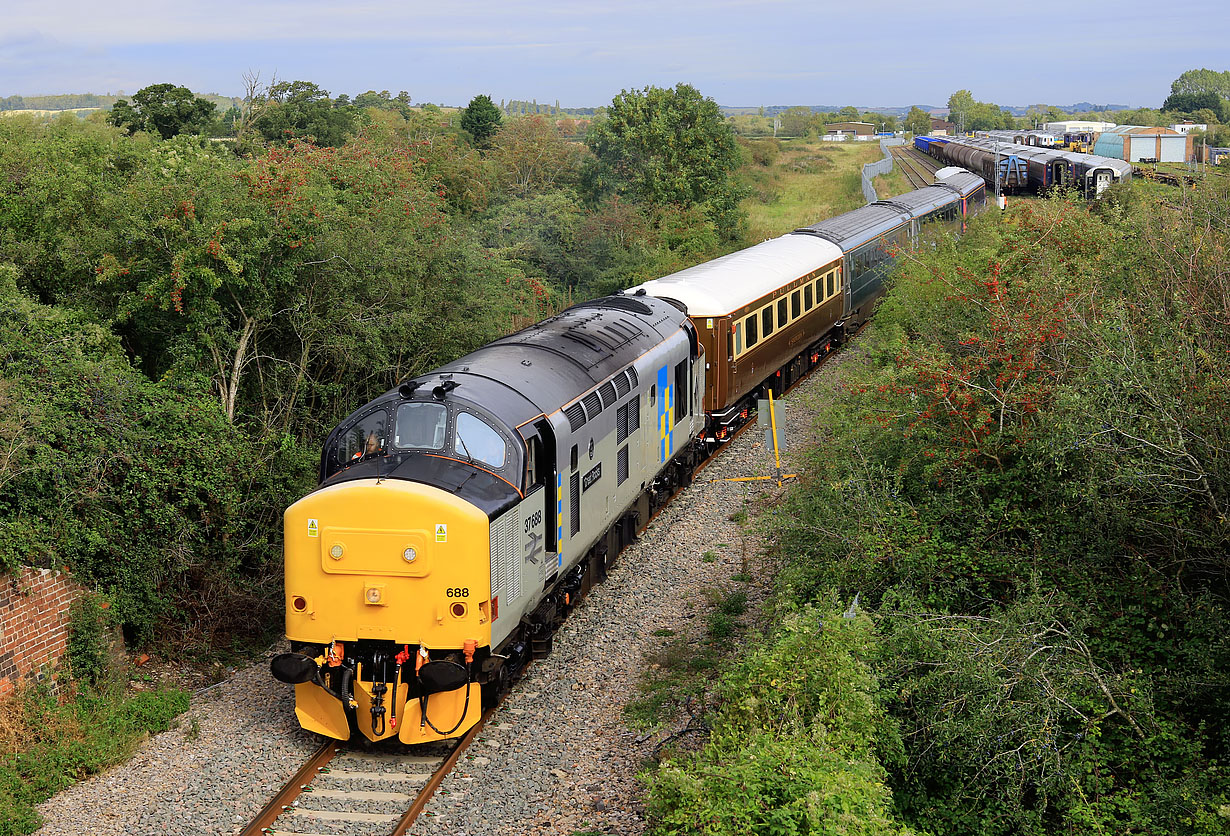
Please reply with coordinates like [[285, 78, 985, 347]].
[[0, 567, 84, 699]]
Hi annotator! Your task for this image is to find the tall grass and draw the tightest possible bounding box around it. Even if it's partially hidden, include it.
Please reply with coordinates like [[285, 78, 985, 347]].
[[739, 139, 887, 240]]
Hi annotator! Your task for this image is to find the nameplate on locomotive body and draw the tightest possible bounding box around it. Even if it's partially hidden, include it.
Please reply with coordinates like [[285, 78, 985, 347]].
[[582, 463, 602, 492]]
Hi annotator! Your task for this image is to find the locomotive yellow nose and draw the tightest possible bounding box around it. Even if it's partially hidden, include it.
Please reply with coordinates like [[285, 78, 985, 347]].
[[283, 478, 491, 648]]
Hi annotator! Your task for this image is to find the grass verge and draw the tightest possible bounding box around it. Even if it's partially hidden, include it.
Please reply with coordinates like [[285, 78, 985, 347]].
[[0, 682, 188, 835]]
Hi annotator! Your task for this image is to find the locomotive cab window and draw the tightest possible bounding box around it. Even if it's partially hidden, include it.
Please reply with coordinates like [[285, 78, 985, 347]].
[[454, 412, 507, 469], [341, 409, 389, 463], [394, 402, 448, 450]]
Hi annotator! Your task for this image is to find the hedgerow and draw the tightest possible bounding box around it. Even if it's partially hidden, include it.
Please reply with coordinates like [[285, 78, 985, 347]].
[[645, 183, 1230, 834]]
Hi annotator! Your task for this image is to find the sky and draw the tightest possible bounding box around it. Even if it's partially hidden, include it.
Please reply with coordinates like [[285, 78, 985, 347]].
[[3, 1, 1228, 109]]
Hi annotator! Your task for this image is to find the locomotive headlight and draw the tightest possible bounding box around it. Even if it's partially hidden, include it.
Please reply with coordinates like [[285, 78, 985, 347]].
[[364, 585, 385, 605], [403, 547, 417, 563], [329, 544, 344, 560]]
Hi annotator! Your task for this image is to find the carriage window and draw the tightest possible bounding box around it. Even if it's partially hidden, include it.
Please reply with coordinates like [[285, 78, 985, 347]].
[[791, 291, 801, 319], [745, 314, 758, 348], [341, 409, 389, 463], [827, 270, 836, 298], [394, 402, 448, 450], [734, 320, 743, 355], [777, 298, 788, 326], [454, 412, 507, 469], [804, 284, 813, 310], [761, 306, 774, 336]]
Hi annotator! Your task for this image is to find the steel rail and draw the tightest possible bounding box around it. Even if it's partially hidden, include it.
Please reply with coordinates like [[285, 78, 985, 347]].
[[238, 738, 337, 835]]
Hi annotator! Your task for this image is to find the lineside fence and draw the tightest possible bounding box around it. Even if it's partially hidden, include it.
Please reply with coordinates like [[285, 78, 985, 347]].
[[862, 137, 906, 203]]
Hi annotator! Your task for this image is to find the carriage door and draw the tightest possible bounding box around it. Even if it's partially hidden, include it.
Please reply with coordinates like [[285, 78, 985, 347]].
[[521, 419, 558, 554], [1051, 161, 1067, 189], [1094, 170, 1112, 196]]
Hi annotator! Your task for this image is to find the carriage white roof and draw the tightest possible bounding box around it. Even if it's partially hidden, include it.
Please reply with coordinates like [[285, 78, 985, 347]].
[[624, 234, 843, 317]]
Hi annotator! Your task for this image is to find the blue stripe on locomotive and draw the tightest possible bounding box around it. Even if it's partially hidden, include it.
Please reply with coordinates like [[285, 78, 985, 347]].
[[657, 365, 672, 463]]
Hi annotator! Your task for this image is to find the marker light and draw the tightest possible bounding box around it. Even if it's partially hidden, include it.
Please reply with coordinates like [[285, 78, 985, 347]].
[[329, 544, 344, 560], [403, 547, 417, 563]]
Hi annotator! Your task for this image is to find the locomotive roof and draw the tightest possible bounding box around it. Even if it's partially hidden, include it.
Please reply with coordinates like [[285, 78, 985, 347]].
[[624, 234, 843, 317], [399, 294, 686, 429], [792, 204, 910, 251]]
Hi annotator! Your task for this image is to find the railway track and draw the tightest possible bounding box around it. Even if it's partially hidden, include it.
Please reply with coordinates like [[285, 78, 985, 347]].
[[239, 331, 855, 836], [890, 146, 936, 190], [240, 730, 479, 836]]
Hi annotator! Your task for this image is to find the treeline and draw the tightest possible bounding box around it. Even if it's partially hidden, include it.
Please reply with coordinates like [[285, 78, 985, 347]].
[[731, 69, 1230, 146], [728, 105, 901, 137], [0, 81, 747, 649], [643, 184, 1230, 834], [0, 93, 116, 111]]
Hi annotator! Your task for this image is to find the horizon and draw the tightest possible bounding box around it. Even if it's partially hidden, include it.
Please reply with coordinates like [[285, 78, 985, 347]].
[[4, 2, 1227, 109]]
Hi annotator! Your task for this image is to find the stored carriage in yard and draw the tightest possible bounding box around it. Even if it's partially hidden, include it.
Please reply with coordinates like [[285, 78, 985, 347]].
[[272, 169, 989, 744], [917, 135, 1132, 196]]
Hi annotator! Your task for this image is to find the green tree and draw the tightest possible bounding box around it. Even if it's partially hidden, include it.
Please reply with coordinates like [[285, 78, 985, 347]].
[[1163, 90, 1228, 121], [253, 80, 356, 147], [903, 106, 932, 136], [947, 89, 976, 131], [1169, 68, 1230, 100], [460, 94, 502, 145], [108, 83, 216, 139], [583, 83, 745, 239], [489, 115, 582, 197], [838, 105, 860, 121], [778, 106, 815, 137]]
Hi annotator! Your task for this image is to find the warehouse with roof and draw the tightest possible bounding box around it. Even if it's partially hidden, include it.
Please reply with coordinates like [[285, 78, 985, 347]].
[[1044, 120, 1117, 135], [1093, 125, 1191, 163]]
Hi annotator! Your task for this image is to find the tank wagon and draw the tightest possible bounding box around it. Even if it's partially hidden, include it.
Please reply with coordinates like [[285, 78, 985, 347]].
[[273, 170, 987, 744]]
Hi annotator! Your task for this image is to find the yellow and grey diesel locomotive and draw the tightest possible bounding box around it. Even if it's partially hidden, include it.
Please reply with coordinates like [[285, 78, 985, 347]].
[[272, 294, 704, 743]]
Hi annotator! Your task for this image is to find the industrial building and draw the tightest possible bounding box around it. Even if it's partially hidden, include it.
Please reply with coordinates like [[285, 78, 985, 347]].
[[824, 121, 877, 137], [1170, 120, 1208, 135], [1093, 126, 1191, 163], [1044, 120, 1117, 135]]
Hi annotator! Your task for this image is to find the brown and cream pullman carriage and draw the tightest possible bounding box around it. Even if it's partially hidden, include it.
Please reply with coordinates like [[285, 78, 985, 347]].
[[626, 234, 846, 437]]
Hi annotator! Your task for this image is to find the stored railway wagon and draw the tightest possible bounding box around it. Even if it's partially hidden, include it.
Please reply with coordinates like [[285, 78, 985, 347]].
[[918, 135, 1131, 196]]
